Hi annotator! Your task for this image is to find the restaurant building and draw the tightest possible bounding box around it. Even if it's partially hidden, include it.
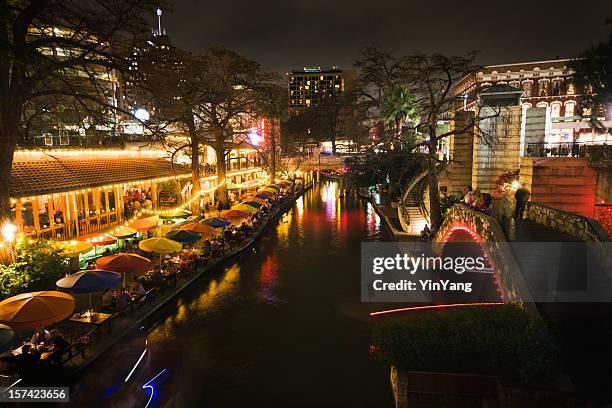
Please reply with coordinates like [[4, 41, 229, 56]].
[[9, 148, 266, 240]]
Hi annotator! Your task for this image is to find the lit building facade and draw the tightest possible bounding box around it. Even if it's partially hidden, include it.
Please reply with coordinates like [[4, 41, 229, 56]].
[[454, 59, 611, 150], [288, 67, 345, 112]]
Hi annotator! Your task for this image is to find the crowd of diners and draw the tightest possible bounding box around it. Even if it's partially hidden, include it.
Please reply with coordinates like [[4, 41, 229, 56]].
[[0, 182, 301, 385]]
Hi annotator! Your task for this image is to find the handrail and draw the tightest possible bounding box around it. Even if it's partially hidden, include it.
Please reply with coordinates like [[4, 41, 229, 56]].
[[522, 201, 609, 242]]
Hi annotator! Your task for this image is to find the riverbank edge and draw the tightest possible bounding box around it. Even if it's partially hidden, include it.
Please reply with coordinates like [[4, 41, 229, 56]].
[[357, 190, 412, 241], [66, 184, 312, 385]]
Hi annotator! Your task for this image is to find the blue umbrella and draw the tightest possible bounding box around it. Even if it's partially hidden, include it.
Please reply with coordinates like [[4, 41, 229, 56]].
[[255, 193, 271, 200], [56, 270, 122, 294], [241, 201, 262, 208], [201, 217, 231, 228], [165, 229, 202, 244]]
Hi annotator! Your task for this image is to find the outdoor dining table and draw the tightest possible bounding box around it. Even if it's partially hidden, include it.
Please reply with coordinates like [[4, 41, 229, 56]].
[[69, 311, 113, 334]]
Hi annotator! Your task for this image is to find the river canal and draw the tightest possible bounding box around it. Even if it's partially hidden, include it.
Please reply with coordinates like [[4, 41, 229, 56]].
[[70, 181, 394, 407]]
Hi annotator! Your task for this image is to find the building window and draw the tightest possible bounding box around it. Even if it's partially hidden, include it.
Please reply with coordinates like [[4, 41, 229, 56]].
[[536, 102, 548, 108], [521, 81, 532, 97], [551, 79, 563, 96], [551, 103, 561, 118], [567, 83, 575, 95], [564, 101, 575, 117], [538, 79, 549, 96]]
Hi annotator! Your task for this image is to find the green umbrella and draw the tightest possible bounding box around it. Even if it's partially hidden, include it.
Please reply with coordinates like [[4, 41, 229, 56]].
[[165, 229, 202, 244]]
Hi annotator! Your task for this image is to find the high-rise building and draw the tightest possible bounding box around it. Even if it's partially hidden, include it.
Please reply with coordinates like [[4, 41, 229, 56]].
[[287, 67, 345, 112]]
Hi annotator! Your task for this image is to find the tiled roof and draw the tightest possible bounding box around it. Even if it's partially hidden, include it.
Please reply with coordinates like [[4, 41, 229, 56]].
[[10, 158, 191, 198]]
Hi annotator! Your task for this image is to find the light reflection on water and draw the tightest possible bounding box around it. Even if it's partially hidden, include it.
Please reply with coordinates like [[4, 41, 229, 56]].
[[71, 182, 391, 407]]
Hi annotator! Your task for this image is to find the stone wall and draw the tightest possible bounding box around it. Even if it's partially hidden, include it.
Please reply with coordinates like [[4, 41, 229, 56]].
[[520, 157, 597, 217], [472, 106, 522, 193], [443, 111, 474, 195]]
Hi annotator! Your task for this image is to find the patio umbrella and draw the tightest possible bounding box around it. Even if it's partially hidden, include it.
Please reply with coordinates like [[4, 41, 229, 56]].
[[0, 291, 75, 330], [201, 217, 231, 228], [130, 218, 158, 232], [56, 270, 122, 294], [160, 209, 192, 220], [109, 226, 137, 239], [241, 201, 262, 208], [139, 237, 182, 265], [255, 192, 273, 199], [165, 230, 202, 244], [220, 209, 250, 219], [139, 237, 182, 254], [243, 197, 267, 205], [55, 240, 93, 258], [96, 253, 151, 283], [0, 324, 14, 352], [56, 269, 121, 308], [265, 185, 280, 190], [278, 180, 292, 186], [233, 204, 258, 214], [180, 222, 216, 235], [77, 233, 117, 246], [261, 187, 278, 193]]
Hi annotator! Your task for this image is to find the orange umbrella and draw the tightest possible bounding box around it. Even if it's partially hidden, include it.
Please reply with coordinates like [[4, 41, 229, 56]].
[[180, 222, 216, 235], [77, 233, 116, 246], [0, 291, 75, 330], [220, 209, 250, 219], [130, 218, 157, 232], [96, 253, 151, 275]]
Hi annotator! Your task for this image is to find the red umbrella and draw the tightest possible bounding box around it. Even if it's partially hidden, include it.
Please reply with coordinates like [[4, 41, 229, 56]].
[[220, 209, 250, 219]]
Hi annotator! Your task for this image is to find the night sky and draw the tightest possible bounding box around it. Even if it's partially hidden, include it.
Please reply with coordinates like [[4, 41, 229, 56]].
[[163, 0, 612, 73]]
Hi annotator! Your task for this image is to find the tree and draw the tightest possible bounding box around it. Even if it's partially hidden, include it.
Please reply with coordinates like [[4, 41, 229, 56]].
[[195, 48, 270, 206], [0, 0, 152, 233], [380, 84, 417, 147], [570, 19, 611, 129], [355, 49, 502, 231]]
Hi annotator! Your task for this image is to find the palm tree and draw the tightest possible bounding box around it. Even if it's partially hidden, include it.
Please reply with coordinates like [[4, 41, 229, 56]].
[[380, 85, 417, 148]]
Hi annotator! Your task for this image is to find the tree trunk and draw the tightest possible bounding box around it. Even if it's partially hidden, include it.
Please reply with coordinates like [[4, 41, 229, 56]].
[[427, 137, 441, 232], [188, 118, 201, 213], [0, 101, 21, 264], [214, 130, 228, 208]]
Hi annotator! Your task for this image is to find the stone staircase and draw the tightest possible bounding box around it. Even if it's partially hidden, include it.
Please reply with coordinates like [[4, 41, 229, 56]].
[[398, 173, 429, 235]]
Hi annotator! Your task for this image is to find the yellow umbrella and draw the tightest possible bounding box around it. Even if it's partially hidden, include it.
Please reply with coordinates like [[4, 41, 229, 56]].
[[233, 203, 258, 214], [261, 187, 278, 193], [0, 291, 75, 330], [139, 237, 182, 254], [108, 226, 138, 239], [55, 240, 93, 258]]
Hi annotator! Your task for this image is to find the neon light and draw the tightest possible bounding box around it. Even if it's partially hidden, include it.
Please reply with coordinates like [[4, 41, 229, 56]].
[[124, 348, 147, 382], [369, 302, 504, 316], [142, 368, 167, 408]]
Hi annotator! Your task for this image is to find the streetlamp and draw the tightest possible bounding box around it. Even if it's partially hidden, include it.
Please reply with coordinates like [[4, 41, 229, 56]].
[[134, 108, 149, 137]]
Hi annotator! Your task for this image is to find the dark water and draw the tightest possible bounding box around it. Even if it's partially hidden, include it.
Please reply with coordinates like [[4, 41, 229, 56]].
[[71, 182, 394, 407]]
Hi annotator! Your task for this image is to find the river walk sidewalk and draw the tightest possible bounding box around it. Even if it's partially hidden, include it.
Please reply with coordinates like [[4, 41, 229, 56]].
[[59, 186, 309, 385]]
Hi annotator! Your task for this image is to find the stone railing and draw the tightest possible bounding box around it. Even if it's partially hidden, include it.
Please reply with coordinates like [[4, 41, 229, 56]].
[[433, 204, 534, 309], [522, 202, 609, 242]]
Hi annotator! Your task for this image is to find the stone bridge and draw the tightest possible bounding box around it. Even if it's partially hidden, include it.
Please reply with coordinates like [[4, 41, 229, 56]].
[[433, 202, 610, 308], [282, 155, 346, 172]]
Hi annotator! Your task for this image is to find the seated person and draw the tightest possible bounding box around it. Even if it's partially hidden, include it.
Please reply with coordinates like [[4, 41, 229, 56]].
[[116, 289, 131, 309], [31, 328, 51, 347], [49, 330, 69, 349], [101, 288, 114, 310], [130, 278, 146, 298]]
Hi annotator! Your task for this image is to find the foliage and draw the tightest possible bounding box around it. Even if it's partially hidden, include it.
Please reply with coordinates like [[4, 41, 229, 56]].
[[372, 304, 558, 386], [380, 85, 417, 141], [494, 168, 520, 196], [440, 194, 463, 218], [570, 20, 611, 128], [0, 240, 67, 300]]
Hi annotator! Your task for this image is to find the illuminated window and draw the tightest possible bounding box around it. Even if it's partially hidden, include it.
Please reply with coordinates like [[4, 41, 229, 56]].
[[564, 101, 575, 117], [567, 83, 575, 95], [538, 80, 549, 96], [551, 103, 561, 118], [521, 81, 532, 97]]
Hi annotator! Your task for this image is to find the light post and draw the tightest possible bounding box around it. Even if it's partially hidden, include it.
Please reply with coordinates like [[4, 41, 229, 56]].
[[134, 108, 150, 137]]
